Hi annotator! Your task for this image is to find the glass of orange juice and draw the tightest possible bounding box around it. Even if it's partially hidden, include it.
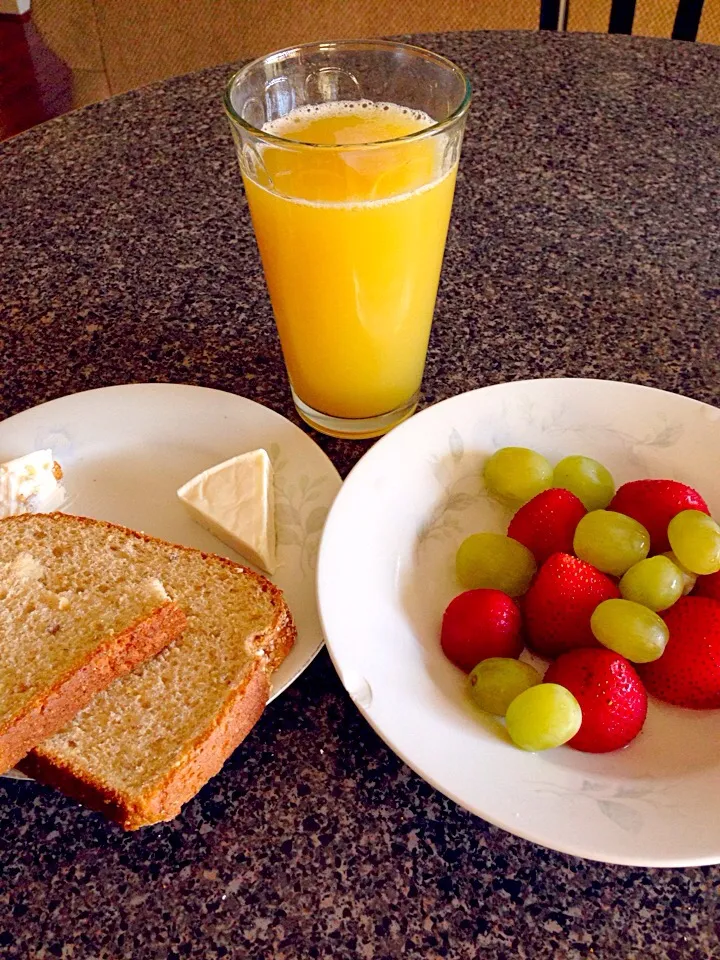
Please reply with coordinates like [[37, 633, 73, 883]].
[[225, 41, 470, 438]]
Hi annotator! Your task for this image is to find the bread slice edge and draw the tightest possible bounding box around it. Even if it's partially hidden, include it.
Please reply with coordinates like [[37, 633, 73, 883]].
[[8, 512, 296, 670], [21, 658, 270, 830], [12, 511, 298, 826], [1, 601, 186, 774]]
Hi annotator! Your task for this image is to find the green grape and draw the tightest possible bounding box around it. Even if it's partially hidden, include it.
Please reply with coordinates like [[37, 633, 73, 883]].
[[505, 684, 582, 752], [456, 532, 537, 596], [591, 598, 668, 663], [667, 510, 720, 575], [468, 658, 542, 716], [663, 551, 697, 595], [619, 555, 684, 611], [483, 447, 553, 504], [553, 455, 615, 511], [573, 509, 650, 576]]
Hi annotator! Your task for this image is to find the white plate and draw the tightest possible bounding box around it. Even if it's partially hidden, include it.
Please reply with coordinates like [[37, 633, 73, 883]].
[[1, 383, 341, 779], [318, 378, 720, 867]]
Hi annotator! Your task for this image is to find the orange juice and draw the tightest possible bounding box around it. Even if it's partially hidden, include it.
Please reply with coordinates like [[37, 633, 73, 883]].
[[242, 101, 458, 421]]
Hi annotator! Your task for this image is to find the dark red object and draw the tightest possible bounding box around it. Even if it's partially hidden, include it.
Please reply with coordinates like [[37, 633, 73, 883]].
[[523, 552, 619, 659], [0, 17, 72, 141], [508, 488, 587, 565], [639, 596, 720, 709], [609, 479, 709, 554], [545, 648, 647, 753], [693, 570, 720, 602], [440, 589, 523, 673]]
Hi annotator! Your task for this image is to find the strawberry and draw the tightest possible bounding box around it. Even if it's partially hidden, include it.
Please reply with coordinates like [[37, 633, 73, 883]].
[[523, 553, 619, 658], [441, 589, 523, 673], [544, 648, 647, 753], [639, 596, 720, 709], [609, 479, 709, 554], [507, 488, 587, 565], [693, 570, 720, 602]]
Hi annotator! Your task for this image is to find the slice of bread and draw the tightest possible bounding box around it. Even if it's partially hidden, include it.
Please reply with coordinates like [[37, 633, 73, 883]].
[[0, 514, 186, 774], [16, 513, 295, 829]]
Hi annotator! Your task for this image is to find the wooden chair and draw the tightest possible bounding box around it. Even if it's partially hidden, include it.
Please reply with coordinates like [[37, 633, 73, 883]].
[[564, 0, 720, 43]]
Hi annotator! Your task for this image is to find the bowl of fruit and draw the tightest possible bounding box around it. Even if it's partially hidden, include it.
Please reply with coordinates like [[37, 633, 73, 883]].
[[318, 378, 720, 866]]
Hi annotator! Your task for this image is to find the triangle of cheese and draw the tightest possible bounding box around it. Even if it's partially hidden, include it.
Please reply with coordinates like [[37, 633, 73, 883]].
[[177, 449, 276, 574]]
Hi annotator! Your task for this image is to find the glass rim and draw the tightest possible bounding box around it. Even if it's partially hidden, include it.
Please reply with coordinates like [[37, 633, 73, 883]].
[[223, 38, 471, 151]]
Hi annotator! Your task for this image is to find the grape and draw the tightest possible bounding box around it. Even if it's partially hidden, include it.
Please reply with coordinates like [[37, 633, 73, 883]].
[[456, 533, 536, 596], [483, 447, 553, 504], [663, 551, 697, 595], [468, 658, 542, 716], [553, 455, 615, 511], [505, 683, 582, 751], [667, 510, 720, 575], [573, 510, 650, 576], [590, 598, 668, 663], [619, 555, 684, 611]]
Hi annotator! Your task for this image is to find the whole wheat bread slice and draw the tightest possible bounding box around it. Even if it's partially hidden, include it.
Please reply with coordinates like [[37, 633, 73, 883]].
[[17, 513, 295, 829], [0, 514, 186, 773]]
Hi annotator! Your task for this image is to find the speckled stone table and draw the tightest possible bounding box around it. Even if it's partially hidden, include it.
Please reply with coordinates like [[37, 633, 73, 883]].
[[1, 29, 719, 960]]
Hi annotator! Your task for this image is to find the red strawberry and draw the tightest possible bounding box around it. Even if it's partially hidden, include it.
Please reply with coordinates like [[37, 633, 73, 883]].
[[544, 648, 647, 753], [523, 553, 619, 659], [609, 479, 709, 554], [639, 596, 720, 709], [508, 488, 587, 565], [693, 571, 720, 602], [441, 589, 523, 672]]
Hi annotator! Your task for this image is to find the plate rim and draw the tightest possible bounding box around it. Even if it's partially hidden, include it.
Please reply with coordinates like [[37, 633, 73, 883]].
[[318, 377, 720, 867], [1, 381, 312, 431], [0, 382, 341, 777]]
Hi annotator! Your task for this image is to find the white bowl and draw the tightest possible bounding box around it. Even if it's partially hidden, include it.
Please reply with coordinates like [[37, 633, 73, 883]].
[[318, 378, 720, 867]]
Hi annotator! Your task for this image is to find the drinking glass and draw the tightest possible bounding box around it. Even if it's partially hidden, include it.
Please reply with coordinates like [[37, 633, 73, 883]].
[[225, 40, 470, 438]]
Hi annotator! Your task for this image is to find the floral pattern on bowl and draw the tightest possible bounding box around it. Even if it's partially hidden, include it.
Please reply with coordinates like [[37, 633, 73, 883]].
[[319, 378, 720, 867]]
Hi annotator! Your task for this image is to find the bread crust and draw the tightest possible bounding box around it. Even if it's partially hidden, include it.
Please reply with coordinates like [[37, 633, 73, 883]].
[[1, 602, 186, 774], [11, 512, 297, 827], [21, 662, 270, 830], [265, 602, 297, 672]]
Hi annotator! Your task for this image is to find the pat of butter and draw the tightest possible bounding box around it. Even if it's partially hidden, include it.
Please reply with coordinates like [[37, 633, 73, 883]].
[[0, 450, 63, 520], [177, 449, 276, 574], [7, 552, 46, 583]]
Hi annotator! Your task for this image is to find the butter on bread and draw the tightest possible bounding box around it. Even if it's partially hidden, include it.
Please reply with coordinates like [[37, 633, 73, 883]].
[[0, 449, 64, 519]]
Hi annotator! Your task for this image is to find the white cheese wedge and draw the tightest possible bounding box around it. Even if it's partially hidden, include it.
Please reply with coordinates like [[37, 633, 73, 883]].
[[177, 449, 276, 574], [0, 450, 63, 519]]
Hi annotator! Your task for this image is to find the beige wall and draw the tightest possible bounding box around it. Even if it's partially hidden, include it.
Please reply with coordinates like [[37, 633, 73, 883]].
[[30, 0, 720, 113], [32, 0, 539, 104], [698, 0, 720, 42], [566, 0, 611, 32], [32, 0, 110, 106]]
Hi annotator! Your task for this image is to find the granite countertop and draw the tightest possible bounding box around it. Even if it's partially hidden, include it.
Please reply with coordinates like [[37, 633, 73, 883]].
[[1, 29, 719, 959]]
